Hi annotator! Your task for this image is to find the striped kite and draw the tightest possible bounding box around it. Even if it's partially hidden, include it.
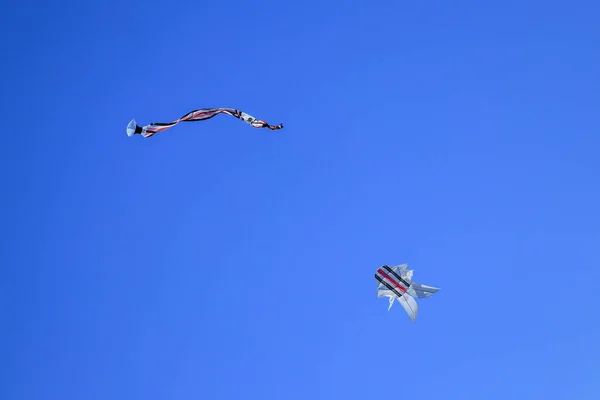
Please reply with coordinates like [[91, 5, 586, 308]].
[[375, 264, 440, 322], [126, 107, 283, 138]]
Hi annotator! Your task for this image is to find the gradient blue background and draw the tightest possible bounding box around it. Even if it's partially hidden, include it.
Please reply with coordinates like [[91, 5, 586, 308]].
[[2, 1, 599, 398]]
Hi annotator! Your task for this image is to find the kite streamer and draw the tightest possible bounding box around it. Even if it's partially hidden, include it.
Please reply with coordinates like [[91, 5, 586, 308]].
[[126, 107, 283, 138]]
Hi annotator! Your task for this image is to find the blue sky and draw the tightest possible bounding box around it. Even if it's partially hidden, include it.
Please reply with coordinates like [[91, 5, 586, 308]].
[[2, 0, 600, 398]]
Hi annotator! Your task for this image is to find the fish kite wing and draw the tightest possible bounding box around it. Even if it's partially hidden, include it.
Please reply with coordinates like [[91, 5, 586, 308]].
[[375, 264, 439, 322], [126, 107, 283, 138]]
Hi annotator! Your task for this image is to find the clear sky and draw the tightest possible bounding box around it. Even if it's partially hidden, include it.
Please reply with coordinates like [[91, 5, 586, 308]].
[[2, 1, 600, 399]]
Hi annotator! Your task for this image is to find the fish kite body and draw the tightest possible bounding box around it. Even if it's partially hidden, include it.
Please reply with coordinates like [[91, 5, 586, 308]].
[[375, 264, 440, 322], [126, 107, 283, 138]]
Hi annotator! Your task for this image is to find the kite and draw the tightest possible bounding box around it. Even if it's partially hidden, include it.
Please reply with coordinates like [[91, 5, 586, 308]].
[[375, 264, 440, 322], [126, 107, 284, 138]]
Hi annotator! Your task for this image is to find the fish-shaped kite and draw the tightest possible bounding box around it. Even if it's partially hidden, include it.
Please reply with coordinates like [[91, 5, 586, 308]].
[[126, 107, 283, 138], [375, 264, 440, 322]]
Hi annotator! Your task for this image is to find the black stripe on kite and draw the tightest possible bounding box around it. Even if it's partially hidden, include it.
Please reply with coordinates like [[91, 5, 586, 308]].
[[382, 265, 411, 288]]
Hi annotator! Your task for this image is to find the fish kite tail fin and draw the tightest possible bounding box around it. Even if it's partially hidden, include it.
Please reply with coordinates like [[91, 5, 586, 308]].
[[388, 296, 394, 311], [408, 282, 440, 298], [397, 294, 419, 322]]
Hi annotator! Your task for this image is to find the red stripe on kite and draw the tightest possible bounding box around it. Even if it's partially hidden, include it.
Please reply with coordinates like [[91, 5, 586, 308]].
[[376, 268, 407, 293]]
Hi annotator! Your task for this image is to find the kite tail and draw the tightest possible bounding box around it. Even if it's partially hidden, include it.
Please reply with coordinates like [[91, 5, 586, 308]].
[[250, 119, 284, 130], [126, 107, 283, 138]]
